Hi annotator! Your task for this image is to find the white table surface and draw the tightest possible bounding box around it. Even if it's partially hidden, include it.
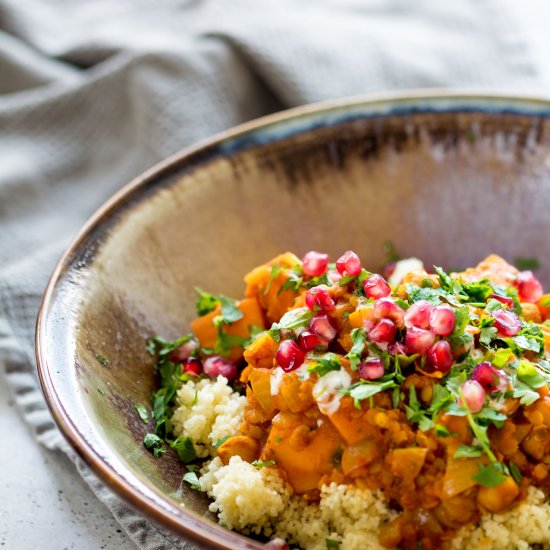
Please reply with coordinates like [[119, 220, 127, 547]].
[[2, 3, 550, 549]]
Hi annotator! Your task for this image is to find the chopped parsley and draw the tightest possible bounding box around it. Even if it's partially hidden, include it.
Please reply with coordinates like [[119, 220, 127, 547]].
[[195, 287, 219, 316], [135, 403, 150, 423], [169, 436, 197, 464], [182, 471, 201, 490], [213, 435, 231, 448], [95, 353, 110, 367], [144, 433, 165, 457], [252, 460, 276, 469], [473, 462, 509, 487], [345, 328, 366, 371], [307, 353, 342, 376]]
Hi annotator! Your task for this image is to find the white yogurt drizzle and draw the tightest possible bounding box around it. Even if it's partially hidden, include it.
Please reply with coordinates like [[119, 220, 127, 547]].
[[313, 369, 352, 415]]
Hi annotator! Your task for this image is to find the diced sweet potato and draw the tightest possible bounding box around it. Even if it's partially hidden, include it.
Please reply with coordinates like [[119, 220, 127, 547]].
[[341, 439, 380, 475], [243, 332, 278, 369], [460, 254, 518, 286], [217, 435, 260, 465], [248, 367, 276, 415], [328, 398, 378, 445], [190, 297, 265, 361], [521, 302, 542, 323], [387, 448, 428, 484], [477, 476, 519, 513], [266, 412, 342, 493]]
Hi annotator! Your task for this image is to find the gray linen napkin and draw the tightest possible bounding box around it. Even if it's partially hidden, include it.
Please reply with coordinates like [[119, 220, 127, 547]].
[[0, 0, 544, 548]]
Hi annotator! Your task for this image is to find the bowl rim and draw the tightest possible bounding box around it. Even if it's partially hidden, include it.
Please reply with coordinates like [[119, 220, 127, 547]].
[[35, 88, 550, 548]]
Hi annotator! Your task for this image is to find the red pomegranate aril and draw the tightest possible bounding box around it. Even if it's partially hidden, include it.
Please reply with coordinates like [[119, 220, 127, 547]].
[[517, 270, 543, 303], [263, 539, 290, 550], [404, 300, 433, 329], [405, 326, 435, 355], [203, 356, 238, 381], [298, 331, 329, 352], [488, 293, 514, 309], [388, 341, 407, 355], [275, 340, 305, 372], [373, 297, 405, 328], [302, 251, 329, 277], [459, 380, 486, 413], [471, 361, 507, 393], [358, 358, 385, 380], [309, 314, 337, 341], [363, 274, 391, 299], [382, 261, 396, 280], [427, 340, 453, 373], [368, 318, 397, 345], [168, 340, 198, 363], [429, 305, 456, 336], [335, 250, 362, 277], [182, 357, 202, 376], [492, 309, 521, 337], [305, 285, 335, 312]]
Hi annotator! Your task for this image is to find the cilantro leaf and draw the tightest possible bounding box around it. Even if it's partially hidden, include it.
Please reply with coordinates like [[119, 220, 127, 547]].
[[169, 436, 197, 464], [517, 360, 546, 389], [345, 329, 366, 371], [308, 353, 342, 377], [475, 407, 506, 428], [144, 433, 165, 457], [268, 308, 313, 342], [215, 296, 244, 325], [509, 461, 522, 484], [195, 288, 219, 316], [325, 539, 341, 550], [343, 378, 398, 409], [252, 460, 276, 469], [213, 435, 230, 449], [513, 380, 541, 406], [492, 348, 511, 368], [473, 462, 508, 487], [454, 445, 483, 459], [448, 306, 473, 349], [462, 280, 493, 303], [182, 471, 201, 490], [95, 353, 110, 367], [429, 384, 452, 414], [135, 403, 150, 423], [404, 386, 433, 431], [480, 327, 498, 346], [264, 264, 281, 295]]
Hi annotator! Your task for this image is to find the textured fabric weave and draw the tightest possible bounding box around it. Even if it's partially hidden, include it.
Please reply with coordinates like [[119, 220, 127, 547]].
[[0, 1, 544, 548]]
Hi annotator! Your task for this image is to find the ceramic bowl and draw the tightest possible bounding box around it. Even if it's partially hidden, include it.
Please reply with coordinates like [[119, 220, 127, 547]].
[[36, 91, 550, 549]]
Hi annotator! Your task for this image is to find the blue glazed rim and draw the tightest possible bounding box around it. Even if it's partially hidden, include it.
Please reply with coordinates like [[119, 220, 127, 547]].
[[36, 90, 550, 550]]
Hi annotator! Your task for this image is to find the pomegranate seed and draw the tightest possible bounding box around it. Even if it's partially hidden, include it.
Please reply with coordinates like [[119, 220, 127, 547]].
[[358, 358, 385, 380], [168, 340, 198, 363], [404, 300, 433, 329], [471, 361, 507, 393], [368, 318, 397, 345], [309, 314, 337, 341], [405, 326, 435, 355], [263, 539, 290, 550], [305, 285, 335, 312], [492, 309, 521, 337], [488, 293, 514, 309], [382, 261, 396, 280], [373, 297, 405, 328], [363, 274, 391, 299], [276, 340, 305, 372], [459, 380, 486, 413], [517, 271, 543, 303], [203, 357, 238, 381], [182, 357, 202, 376], [388, 341, 407, 355], [302, 251, 329, 277], [427, 340, 453, 373], [429, 305, 456, 336], [298, 331, 329, 352], [335, 250, 362, 277]]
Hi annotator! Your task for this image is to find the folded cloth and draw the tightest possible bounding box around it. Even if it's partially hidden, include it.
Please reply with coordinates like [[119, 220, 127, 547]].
[[0, 0, 543, 548]]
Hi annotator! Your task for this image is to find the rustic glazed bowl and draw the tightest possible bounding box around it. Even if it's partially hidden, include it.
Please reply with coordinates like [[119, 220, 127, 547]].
[[37, 92, 550, 549]]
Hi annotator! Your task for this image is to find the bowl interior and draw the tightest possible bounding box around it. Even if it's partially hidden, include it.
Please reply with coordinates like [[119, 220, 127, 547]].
[[38, 94, 550, 548]]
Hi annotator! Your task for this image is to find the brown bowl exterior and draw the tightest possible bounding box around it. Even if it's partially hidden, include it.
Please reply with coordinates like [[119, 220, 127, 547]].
[[36, 91, 550, 549]]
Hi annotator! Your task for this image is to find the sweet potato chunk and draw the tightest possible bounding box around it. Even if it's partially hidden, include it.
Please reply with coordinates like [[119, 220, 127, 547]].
[[190, 297, 264, 361], [217, 435, 260, 465]]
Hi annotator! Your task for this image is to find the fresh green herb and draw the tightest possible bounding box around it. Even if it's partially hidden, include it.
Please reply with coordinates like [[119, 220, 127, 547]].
[[195, 288, 219, 316], [169, 436, 196, 464], [95, 353, 110, 367], [213, 296, 244, 326], [454, 444, 484, 459], [462, 279, 493, 303], [252, 460, 276, 469], [308, 353, 342, 376], [343, 378, 398, 409], [517, 360, 546, 389], [476, 407, 506, 428], [492, 348, 511, 368], [515, 257, 540, 270], [434, 424, 450, 437], [339, 274, 357, 286], [182, 471, 201, 490], [97, 387, 105, 396], [448, 306, 473, 349], [345, 328, 366, 371], [429, 384, 452, 414], [473, 462, 508, 487], [404, 386, 432, 431], [267, 308, 313, 342], [421, 278, 434, 288], [264, 264, 281, 295], [513, 380, 541, 406], [509, 461, 523, 484], [135, 404, 150, 423], [144, 433, 166, 457], [325, 539, 341, 550], [213, 435, 231, 449], [275, 437, 283, 443], [405, 284, 446, 305]]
